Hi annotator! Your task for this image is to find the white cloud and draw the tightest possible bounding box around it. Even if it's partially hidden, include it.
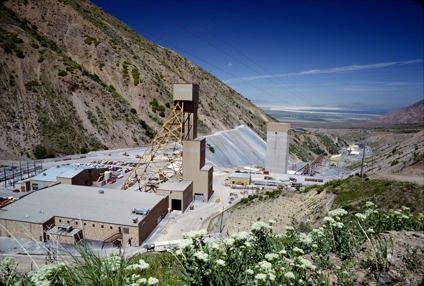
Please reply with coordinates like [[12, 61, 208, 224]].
[[223, 59, 423, 83]]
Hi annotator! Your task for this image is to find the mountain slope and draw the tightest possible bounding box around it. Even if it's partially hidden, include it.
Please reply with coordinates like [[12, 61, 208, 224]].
[[368, 100, 424, 126], [0, 0, 271, 160]]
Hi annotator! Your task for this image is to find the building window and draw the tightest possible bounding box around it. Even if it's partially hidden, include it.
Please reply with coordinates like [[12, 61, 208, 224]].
[[123, 228, 129, 234], [101, 225, 104, 228], [59, 219, 62, 222], [75, 222, 78, 225], [92, 224, 95, 227], [84, 223, 86, 226], [110, 226, 113, 230], [67, 221, 70, 224]]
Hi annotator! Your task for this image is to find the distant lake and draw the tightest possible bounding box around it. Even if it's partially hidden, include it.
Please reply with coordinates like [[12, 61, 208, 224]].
[[261, 106, 386, 126]]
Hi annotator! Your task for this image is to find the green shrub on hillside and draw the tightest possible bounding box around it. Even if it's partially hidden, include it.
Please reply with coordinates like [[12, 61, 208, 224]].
[[132, 67, 140, 86]]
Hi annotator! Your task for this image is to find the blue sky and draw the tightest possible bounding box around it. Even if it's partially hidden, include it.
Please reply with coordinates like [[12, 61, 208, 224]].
[[92, 0, 423, 112]]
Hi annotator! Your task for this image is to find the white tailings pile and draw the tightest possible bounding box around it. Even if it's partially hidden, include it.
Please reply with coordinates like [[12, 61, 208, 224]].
[[203, 125, 266, 168]]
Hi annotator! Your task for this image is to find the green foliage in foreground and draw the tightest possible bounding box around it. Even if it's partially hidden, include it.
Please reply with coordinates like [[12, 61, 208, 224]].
[[0, 246, 184, 286], [1, 202, 423, 286], [175, 203, 423, 285], [307, 176, 424, 216]]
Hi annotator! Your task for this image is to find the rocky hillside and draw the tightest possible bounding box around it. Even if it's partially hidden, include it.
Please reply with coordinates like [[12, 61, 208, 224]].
[[368, 99, 424, 126], [0, 0, 271, 160]]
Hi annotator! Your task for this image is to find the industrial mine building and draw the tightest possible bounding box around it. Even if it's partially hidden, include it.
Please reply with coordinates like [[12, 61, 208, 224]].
[[0, 84, 213, 246], [29, 164, 108, 191], [0, 184, 168, 246]]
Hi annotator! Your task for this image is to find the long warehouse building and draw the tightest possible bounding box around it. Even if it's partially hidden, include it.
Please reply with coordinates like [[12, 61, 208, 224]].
[[0, 184, 169, 246]]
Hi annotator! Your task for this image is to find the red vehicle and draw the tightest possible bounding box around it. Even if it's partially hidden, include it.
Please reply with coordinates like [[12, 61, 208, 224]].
[[12, 189, 20, 193], [108, 179, 116, 184]]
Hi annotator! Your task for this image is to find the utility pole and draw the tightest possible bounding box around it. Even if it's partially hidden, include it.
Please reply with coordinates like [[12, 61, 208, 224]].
[[11, 162, 15, 188], [219, 206, 224, 233], [3, 167, 6, 188], [360, 142, 366, 177]]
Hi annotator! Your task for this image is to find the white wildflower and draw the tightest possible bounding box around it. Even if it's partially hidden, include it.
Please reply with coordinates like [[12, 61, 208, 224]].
[[285, 225, 295, 231], [299, 233, 313, 245], [323, 216, 335, 223], [269, 219, 276, 225], [181, 229, 207, 239], [126, 259, 150, 271], [246, 268, 254, 275], [216, 259, 226, 266], [365, 201, 375, 208], [233, 231, 249, 241], [193, 251, 208, 262], [355, 213, 367, 221], [298, 257, 315, 270], [254, 273, 267, 281], [251, 221, 271, 231], [104, 255, 121, 271], [257, 260, 272, 271], [312, 227, 325, 236], [265, 253, 279, 261], [328, 208, 348, 218], [147, 277, 159, 285], [268, 272, 276, 281], [210, 241, 220, 250], [1, 257, 16, 267], [284, 271, 295, 279], [279, 249, 287, 255], [334, 222, 344, 229], [367, 228, 375, 234], [224, 238, 235, 246], [179, 238, 193, 249], [28, 263, 66, 286], [293, 247, 304, 254]]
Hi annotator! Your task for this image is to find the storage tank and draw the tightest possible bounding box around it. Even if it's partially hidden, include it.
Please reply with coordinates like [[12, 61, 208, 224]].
[[104, 171, 111, 181]]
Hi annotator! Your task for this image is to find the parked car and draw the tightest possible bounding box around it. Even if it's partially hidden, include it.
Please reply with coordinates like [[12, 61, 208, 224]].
[[108, 179, 116, 184]]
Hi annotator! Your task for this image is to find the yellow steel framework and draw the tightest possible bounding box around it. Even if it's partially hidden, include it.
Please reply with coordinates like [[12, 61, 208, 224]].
[[121, 102, 190, 190]]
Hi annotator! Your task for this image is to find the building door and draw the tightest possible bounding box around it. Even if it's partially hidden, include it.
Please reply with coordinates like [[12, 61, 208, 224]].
[[171, 199, 182, 211], [194, 193, 204, 201]]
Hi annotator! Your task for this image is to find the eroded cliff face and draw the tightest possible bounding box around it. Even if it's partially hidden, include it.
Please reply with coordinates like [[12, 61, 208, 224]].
[[0, 0, 271, 159]]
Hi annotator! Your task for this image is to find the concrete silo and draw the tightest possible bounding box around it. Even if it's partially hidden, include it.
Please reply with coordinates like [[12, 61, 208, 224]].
[[265, 122, 291, 174]]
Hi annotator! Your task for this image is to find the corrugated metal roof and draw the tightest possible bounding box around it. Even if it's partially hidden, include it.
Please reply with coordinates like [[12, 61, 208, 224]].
[[230, 173, 251, 179], [31, 165, 93, 182]]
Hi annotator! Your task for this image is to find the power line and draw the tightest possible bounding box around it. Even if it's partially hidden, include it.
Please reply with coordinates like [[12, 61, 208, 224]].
[[163, 17, 315, 106], [201, 26, 316, 105], [137, 28, 292, 105]]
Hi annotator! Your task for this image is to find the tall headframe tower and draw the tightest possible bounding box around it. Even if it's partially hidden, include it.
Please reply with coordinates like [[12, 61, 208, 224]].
[[265, 122, 291, 174], [173, 84, 198, 140], [122, 83, 213, 203], [174, 84, 213, 202]]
